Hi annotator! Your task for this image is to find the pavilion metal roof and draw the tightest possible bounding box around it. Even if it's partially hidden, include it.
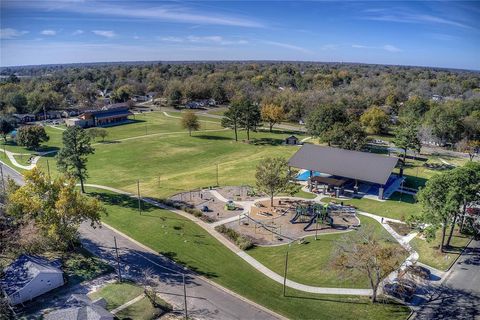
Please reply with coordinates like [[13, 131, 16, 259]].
[[288, 144, 399, 185]]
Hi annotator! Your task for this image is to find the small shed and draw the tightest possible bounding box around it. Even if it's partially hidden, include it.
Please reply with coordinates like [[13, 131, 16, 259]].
[[0, 255, 64, 305], [285, 135, 299, 145]]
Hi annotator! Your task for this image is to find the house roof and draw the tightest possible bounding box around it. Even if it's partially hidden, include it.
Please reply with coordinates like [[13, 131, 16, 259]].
[[288, 144, 398, 185], [0, 255, 62, 296], [286, 135, 298, 140], [44, 295, 113, 320], [81, 106, 132, 119]]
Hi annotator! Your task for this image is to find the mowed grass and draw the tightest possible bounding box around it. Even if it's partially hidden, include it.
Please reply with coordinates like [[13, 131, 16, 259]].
[[39, 129, 307, 199], [248, 215, 406, 288], [410, 228, 471, 271], [89, 282, 143, 310], [323, 193, 421, 220], [90, 187, 409, 320]]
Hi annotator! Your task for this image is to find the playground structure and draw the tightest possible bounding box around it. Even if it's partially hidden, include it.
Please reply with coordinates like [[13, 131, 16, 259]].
[[228, 198, 360, 246]]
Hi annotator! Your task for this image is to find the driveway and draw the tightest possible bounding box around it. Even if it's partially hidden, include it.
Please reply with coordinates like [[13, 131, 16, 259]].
[[415, 239, 480, 319]]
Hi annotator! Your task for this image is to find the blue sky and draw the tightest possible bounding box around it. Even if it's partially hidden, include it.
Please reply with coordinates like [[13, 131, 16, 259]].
[[1, 1, 479, 69]]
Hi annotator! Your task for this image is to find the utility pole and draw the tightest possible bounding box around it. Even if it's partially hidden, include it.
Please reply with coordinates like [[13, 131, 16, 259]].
[[46, 159, 51, 181], [0, 164, 5, 195], [114, 236, 122, 282], [137, 180, 142, 214], [183, 273, 188, 320]]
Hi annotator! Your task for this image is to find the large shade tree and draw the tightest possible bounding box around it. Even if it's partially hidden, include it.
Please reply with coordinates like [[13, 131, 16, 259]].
[[255, 157, 299, 207], [181, 111, 200, 136], [306, 105, 347, 144], [222, 103, 243, 141], [7, 168, 105, 249], [17, 125, 49, 150], [57, 126, 95, 193]]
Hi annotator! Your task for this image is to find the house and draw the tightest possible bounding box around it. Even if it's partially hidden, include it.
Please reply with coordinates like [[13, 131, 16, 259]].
[[146, 92, 157, 101], [12, 113, 36, 124], [0, 255, 64, 305], [61, 109, 80, 118], [132, 95, 148, 102], [185, 101, 203, 109], [285, 135, 299, 145], [65, 105, 133, 128], [44, 294, 114, 320]]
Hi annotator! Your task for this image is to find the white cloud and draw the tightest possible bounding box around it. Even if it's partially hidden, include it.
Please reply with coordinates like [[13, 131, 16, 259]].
[[41, 29, 57, 36], [72, 29, 84, 35], [362, 10, 472, 29], [352, 44, 402, 52], [383, 44, 401, 52], [11, 2, 264, 28], [159, 35, 248, 45], [92, 30, 116, 38], [0, 28, 29, 39], [263, 41, 312, 54]]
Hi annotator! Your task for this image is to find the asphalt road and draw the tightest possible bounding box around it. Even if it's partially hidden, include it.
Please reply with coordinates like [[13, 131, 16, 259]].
[[415, 239, 480, 320], [0, 161, 280, 320], [79, 223, 280, 320]]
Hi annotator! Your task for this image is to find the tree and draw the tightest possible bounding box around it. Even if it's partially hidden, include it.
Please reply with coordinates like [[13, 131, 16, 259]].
[[57, 126, 95, 193], [17, 125, 49, 150], [325, 121, 367, 151], [360, 106, 389, 134], [239, 101, 261, 141], [393, 124, 421, 162], [331, 226, 404, 302], [456, 138, 480, 161], [306, 105, 347, 143], [222, 103, 243, 141], [88, 127, 108, 142], [417, 173, 457, 252], [6, 168, 105, 250], [0, 118, 14, 143], [255, 157, 299, 207], [181, 111, 200, 136], [261, 103, 284, 132]]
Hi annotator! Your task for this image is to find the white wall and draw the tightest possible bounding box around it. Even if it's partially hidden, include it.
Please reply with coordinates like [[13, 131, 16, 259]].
[[9, 272, 64, 305]]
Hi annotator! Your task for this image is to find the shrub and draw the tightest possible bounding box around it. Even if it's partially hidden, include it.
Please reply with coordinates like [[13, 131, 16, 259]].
[[215, 225, 254, 250]]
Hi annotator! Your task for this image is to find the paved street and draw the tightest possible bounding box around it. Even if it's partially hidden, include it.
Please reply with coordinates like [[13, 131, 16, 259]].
[[415, 239, 480, 320], [79, 223, 280, 320]]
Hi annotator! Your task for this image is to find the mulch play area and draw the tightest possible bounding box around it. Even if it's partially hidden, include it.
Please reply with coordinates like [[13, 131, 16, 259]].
[[215, 185, 266, 201], [169, 189, 242, 221], [225, 198, 360, 246]]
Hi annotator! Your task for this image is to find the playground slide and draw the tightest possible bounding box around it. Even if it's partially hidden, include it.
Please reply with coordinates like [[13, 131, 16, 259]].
[[303, 215, 317, 231], [290, 211, 302, 223]]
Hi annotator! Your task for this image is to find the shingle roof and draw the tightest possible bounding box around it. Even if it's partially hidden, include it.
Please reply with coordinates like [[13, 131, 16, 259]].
[[288, 144, 398, 185], [0, 255, 62, 296], [44, 294, 114, 320]]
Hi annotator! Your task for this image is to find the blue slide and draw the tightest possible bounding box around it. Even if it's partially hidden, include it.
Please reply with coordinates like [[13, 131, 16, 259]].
[[303, 215, 317, 231]]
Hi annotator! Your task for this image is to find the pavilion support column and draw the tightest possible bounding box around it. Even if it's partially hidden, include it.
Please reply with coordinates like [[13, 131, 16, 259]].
[[379, 186, 384, 200], [309, 170, 313, 191]]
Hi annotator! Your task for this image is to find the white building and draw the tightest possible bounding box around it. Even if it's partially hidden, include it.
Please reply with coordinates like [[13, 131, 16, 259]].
[[0, 255, 64, 305]]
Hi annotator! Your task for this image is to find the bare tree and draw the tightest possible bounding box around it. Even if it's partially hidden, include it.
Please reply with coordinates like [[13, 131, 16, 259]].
[[331, 226, 405, 302]]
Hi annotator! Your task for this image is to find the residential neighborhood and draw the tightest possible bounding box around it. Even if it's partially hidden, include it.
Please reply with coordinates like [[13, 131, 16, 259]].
[[1, 1, 479, 320]]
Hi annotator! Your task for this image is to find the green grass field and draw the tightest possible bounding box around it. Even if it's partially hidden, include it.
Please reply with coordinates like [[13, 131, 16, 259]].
[[410, 228, 471, 271], [89, 282, 144, 310], [323, 193, 421, 220], [89, 187, 409, 320], [249, 215, 406, 288]]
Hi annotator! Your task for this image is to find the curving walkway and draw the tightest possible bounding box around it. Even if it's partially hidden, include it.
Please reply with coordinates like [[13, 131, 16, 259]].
[[82, 183, 422, 296], [1, 149, 57, 170]]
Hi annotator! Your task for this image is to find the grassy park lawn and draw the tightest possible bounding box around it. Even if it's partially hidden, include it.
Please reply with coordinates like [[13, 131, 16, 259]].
[[206, 107, 227, 116], [410, 228, 471, 271], [89, 282, 143, 310], [248, 215, 406, 288], [38, 129, 307, 199], [323, 193, 421, 220], [90, 187, 409, 320]]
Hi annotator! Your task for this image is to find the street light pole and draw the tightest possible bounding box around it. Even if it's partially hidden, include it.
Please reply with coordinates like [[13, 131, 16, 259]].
[[137, 180, 142, 214], [283, 243, 291, 297]]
